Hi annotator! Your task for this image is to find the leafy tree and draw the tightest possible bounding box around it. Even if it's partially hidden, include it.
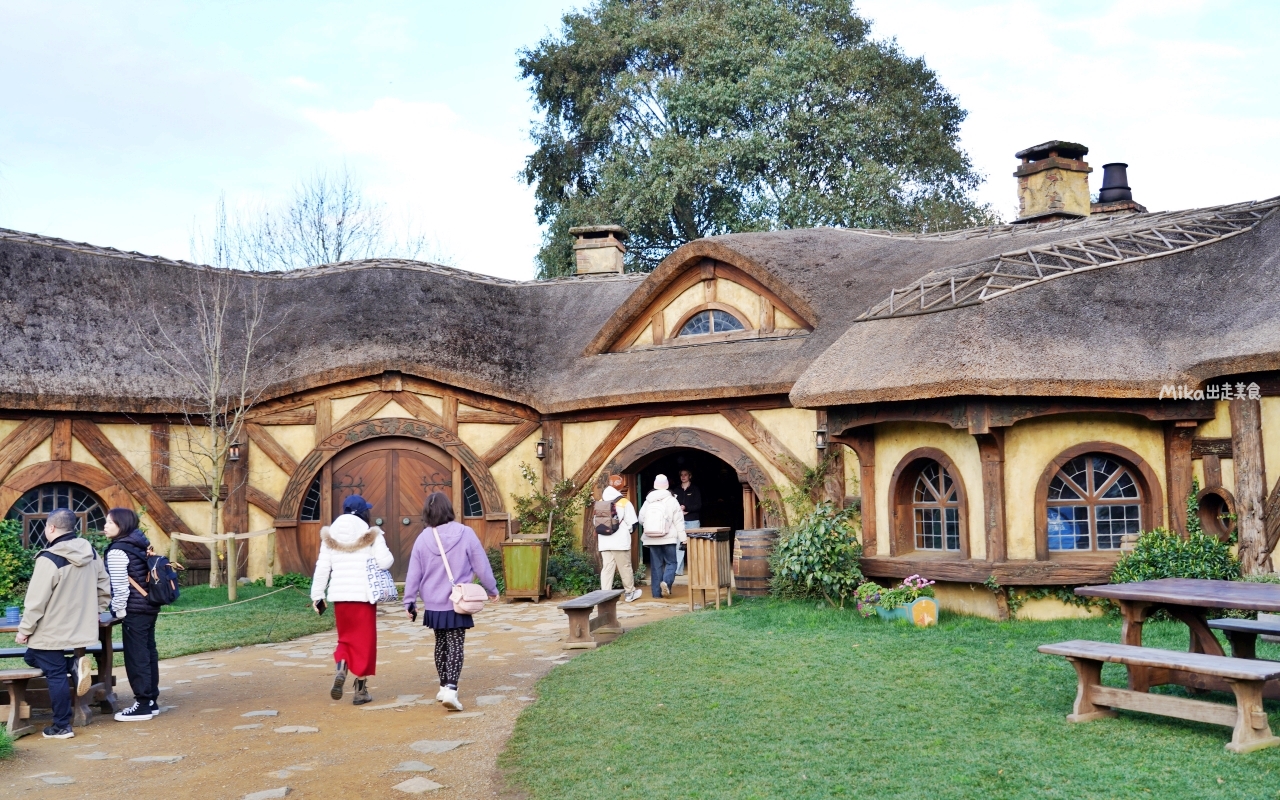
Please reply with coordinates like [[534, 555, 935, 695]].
[[521, 0, 997, 278]]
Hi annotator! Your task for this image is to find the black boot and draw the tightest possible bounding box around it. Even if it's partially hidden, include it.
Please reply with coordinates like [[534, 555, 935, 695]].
[[352, 677, 371, 706], [331, 660, 348, 700]]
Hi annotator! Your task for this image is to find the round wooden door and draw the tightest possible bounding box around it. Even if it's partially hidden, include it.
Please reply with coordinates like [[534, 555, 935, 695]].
[[330, 438, 453, 579]]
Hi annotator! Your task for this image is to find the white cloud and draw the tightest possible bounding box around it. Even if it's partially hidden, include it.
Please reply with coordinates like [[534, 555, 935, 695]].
[[303, 98, 541, 280]]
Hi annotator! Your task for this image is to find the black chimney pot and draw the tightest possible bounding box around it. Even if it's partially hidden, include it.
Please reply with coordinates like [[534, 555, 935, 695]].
[[1098, 163, 1132, 203]]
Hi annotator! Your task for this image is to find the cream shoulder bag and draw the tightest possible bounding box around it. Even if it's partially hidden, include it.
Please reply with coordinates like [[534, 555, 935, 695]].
[[432, 527, 488, 615]]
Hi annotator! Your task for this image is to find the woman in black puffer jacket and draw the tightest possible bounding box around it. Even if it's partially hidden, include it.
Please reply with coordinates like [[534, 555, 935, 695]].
[[104, 508, 161, 722]]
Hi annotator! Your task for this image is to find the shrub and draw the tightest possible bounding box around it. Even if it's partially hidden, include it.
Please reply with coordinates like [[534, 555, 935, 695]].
[[487, 547, 506, 595], [770, 502, 862, 608], [1110, 527, 1240, 584], [251, 572, 312, 590], [548, 549, 599, 596], [0, 727, 11, 760], [0, 519, 35, 607], [853, 575, 936, 617]]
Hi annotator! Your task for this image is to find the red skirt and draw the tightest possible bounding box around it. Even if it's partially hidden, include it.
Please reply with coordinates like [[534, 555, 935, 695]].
[[333, 601, 378, 677]]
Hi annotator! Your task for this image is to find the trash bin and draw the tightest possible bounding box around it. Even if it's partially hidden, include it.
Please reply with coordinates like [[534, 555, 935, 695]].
[[501, 537, 549, 602], [685, 527, 733, 610]]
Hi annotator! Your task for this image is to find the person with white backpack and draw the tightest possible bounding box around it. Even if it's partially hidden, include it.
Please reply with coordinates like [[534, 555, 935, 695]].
[[638, 475, 687, 598], [402, 491, 498, 712], [310, 494, 394, 706]]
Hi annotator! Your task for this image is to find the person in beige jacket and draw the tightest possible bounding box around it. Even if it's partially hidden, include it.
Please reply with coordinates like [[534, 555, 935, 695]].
[[15, 509, 111, 739]]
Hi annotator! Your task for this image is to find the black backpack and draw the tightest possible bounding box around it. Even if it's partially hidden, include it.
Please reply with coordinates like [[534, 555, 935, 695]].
[[115, 542, 182, 607]]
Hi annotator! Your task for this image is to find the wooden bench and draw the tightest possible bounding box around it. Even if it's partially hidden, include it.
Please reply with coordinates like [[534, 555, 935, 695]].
[[558, 589, 624, 650], [0, 643, 123, 727], [1207, 618, 1280, 660], [1039, 640, 1280, 753], [2, 668, 44, 740], [0, 642, 125, 660]]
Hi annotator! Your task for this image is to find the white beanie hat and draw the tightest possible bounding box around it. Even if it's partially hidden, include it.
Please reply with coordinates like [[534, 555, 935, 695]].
[[654, 474, 669, 490], [602, 486, 622, 502]]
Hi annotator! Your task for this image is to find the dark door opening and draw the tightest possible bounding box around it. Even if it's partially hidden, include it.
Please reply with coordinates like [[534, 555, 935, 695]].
[[635, 450, 746, 533]]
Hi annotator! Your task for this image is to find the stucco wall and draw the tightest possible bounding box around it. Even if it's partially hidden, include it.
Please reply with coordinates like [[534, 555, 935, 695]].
[[1003, 413, 1167, 559], [872, 423, 985, 558], [562, 419, 622, 479]]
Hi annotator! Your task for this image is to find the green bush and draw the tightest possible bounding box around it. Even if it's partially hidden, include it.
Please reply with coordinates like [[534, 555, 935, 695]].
[[487, 547, 506, 595], [0, 519, 35, 607], [548, 549, 599, 596], [1111, 527, 1240, 584], [0, 726, 11, 760], [770, 502, 862, 608], [250, 572, 312, 590]]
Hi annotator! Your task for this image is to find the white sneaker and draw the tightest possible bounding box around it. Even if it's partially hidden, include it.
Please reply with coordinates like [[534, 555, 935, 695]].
[[625, 589, 642, 603], [660, 581, 671, 597], [440, 687, 463, 712], [75, 654, 93, 697], [435, 686, 448, 703]]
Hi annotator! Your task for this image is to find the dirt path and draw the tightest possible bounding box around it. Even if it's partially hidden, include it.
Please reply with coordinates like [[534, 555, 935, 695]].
[[5, 595, 691, 798]]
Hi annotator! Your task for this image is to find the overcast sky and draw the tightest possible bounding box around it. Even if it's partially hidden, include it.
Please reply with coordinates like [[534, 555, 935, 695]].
[[1, 0, 1276, 280]]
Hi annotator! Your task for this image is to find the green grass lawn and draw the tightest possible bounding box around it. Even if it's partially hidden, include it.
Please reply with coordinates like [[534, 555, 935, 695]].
[[1, 584, 333, 666], [501, 600, 1280, 800]]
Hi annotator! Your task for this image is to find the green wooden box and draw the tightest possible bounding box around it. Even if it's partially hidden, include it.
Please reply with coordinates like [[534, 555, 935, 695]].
[[501, 539, 549, 601]]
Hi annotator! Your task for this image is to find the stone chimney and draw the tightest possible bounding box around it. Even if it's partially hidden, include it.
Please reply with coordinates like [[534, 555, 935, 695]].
[[568, 225, 628, 275], [1013, 141, 1092, 223]]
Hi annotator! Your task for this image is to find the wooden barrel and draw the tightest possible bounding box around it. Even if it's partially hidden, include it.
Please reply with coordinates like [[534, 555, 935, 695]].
[[733, 528, 778, 597]]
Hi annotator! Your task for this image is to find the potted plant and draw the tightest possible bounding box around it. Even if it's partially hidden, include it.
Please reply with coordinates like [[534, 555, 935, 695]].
[[854, 575, 939, 627]]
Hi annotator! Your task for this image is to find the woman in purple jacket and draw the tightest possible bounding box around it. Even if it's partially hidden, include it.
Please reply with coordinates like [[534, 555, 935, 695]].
[[403, 491, 499, 711]]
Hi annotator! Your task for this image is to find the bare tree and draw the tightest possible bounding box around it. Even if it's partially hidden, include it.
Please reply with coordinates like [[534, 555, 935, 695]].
[[192, 166, 451, 271]]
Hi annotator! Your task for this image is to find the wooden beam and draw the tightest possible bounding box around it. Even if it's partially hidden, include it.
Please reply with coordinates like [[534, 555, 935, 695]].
[[548, 394, 791, 424], [390, 390, 445, 426], [456, 409, 524, 425], [150, 423, 170, 487], [570, 417, 641, 490], [976, 429, 1007, 562], [1203, 454, 1223, 489], [719, 408, 806, 485], [380, 371, 404, 392], [332, 391, 397, 432], [835, 430, 875, 556], [247, 485, 280, 519], [817, 411, 843, 506], [251, 407, 317, 426], [154, 486, 228, 502], [481, 420, 540, 468], [69, 420, 200, 555], [244, 423, 298, 476], [443, 395, 459, 431], [0, 418, 56, 484], [1165, 423, 1196, 536], [1232, 399, 1271, 573], [860, 556, 1115, 586], [1264, 475, 1280, 559], [400, 374, 538, 422], [1193, 437, 1233, 458], [51, 419, 71, 462], [542, 419, 564, 493], [315, 398, 332, 443], [223, 432, 249, 538], [829, 396, 1216, 434]]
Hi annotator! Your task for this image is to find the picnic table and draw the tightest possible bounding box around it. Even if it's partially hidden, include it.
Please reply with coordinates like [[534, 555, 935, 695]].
[[1076, 578, 1280, 696], [1, 615, 121, 724]]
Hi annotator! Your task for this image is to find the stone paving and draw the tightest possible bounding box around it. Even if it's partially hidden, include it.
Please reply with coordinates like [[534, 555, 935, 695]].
[[5, 594, 691, 798]]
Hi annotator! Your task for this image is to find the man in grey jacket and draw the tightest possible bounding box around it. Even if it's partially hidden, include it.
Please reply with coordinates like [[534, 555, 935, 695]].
[[15, 508, 111, 739]]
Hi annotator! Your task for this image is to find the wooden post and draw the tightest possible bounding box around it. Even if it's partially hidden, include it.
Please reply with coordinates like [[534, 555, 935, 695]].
[[975, 429, 1007, 562], [1231, 399, 1271, 573], [1164, 422, 1196, 536], [839, 429, 876, 555], [266, 531, 275, 588], [542, 420, 564, 493], [227, 535, 238, 601]]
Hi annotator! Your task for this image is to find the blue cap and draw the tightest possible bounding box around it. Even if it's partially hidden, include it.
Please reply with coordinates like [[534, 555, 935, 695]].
[[342, 495, 373, 514]]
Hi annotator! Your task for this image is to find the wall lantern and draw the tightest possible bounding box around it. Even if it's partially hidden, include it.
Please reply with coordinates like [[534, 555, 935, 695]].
[[535, 439, 549, 460], [228, 441, 242, 462], [814, 427, 829, 451]]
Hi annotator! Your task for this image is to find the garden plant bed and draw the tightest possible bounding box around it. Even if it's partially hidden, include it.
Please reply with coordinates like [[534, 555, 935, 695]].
[[502, 599, 1280, 799]]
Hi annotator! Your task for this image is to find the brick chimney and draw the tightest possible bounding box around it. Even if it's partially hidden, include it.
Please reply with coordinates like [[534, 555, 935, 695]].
[[568, 225, 628, 275], [1013, 141, 1092, 223]]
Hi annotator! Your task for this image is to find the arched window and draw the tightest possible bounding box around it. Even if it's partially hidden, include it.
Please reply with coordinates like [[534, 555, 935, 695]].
[[890, 449, 968, 558], [4, 483, 107, 548], [678, 309, 745, 337], [461, 472, 483, 518], [300, 475, 322, 522], [913, 463, 961, 552], [1046, 454, 1143, 552]]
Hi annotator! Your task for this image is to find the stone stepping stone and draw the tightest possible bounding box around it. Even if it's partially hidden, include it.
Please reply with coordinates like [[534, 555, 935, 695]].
[[393, 777, 443, 793], [174, 679, 192, 684], [158, 686, 172, 691], [511, 673, 532, 678], [201, 708, 224, 713], [517, 696, 536, 702], [234, 724, 263, 730], [75, 751, 118, 760], [273, 726, 318, 734], [490, 685, 518, 692], [42, 776, 75, 785], [300, 664, 327, 669], [409, 740, 470, 754], [394, 761, 435, 772], [444, 711, 484, 719], [231, 672, 254, 677], [243, 789, 291, 800], [273, 662, 300, 667], [197, 673, 220, 679], [476, 695, 505, 706], [131, 755, 183, 763], [268, 770, 292, 779], [243, 709, 279, 717]]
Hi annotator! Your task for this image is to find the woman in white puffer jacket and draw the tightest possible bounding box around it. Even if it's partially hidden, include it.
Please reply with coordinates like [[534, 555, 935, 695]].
[[310, 495, 394, 705]]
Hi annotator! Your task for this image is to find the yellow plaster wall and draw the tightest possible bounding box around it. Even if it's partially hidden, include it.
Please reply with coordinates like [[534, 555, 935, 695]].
[[262, 425, 316, 462], [629, 325, 653, 348], [331, 393, 369, 422], [168, 427, 213, 486], [0, 419, 21, 448], [563, 420, 621, 479], [1262, 397, 1280, 490], [749, 408, 818, 468], [97, 423, 151, 477], [1004, 414, 1167, 559], [1192, 458, 1236, 495], [714, 278, 758, 324], [662, 283, 704, 335], [13, 438, 51, 475], [139, 511, 168, 553], [933, 582, 1002, 620], [248, 440, 291, 499], [873, 422, 985, 559], [246, 506, 276, 579], [417, 394, 444, 416], [489, 429, 543, 532], [170, 501, 222, 538], [843, 446, 861, 498], [1015, 595, 1104, 621], [70, 438, 107, 472], [1198, 401, 1232, 437], [774, 308, 802, 330], [458, 423, 517, 461], [371, 399, 412, 420]]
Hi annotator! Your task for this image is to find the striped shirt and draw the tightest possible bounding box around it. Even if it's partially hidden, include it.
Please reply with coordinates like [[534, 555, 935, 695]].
[[105, 548, 131, 617]]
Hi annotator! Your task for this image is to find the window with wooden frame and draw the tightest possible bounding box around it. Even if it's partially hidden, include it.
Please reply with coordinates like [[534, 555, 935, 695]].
[[675, 306, 747, 338], [1034, 442, 1162, 560], [889, 448, 968, 558], [4, 483, 107, 548]]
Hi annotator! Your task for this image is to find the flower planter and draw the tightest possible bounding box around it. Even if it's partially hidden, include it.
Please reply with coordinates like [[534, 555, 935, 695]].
[[873, 596, 938, 627]]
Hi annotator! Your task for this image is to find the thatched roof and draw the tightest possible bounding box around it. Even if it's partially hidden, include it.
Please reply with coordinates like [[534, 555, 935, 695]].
[[1, 194, 1276, 415]]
